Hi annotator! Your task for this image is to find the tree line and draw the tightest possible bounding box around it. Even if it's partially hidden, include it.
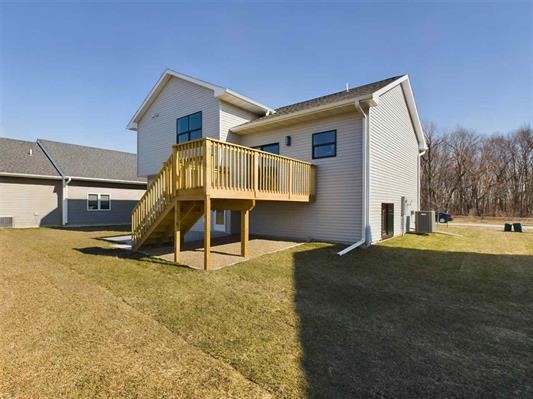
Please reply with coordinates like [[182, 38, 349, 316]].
[[420, 124, 532, 217]]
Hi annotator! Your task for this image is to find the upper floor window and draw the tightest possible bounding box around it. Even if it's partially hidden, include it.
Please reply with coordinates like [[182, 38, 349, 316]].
[[177, 111, 202, 143], [253, 142, 280, 155], [312, 130, 336, 159]]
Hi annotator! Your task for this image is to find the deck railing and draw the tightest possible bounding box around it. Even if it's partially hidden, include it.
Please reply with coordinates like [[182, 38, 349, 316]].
[[132, 137, 316, 245]]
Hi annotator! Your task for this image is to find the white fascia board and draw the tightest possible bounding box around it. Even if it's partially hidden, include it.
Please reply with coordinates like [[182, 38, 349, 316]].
[[231, 96, 372, 134], [217, 89, 275, 114], [127, 69, 272, 131], [0, 172, 63, 180], [400, 78, 427, 151]]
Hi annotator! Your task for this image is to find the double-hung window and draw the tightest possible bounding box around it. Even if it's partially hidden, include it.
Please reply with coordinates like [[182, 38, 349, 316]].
[[312, 130, 337, 159], [87, 194, 111, 211], [177, 111, 202, 143]]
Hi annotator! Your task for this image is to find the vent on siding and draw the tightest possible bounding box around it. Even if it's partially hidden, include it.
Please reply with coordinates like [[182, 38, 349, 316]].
[[0, 216, 14, 228]]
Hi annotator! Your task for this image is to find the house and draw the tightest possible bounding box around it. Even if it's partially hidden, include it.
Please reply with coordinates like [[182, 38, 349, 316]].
[[0, 138, 146, 228], [128, 69, 426, 269]]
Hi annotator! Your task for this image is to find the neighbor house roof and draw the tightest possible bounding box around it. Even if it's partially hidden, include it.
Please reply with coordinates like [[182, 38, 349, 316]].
[[37, 139, 145, 184], [127, 69, 274, 131], [0, 137, 61, 179]]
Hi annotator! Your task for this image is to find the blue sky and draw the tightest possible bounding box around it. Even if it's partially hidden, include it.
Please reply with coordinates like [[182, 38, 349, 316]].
[[1, 1, 531, 153]]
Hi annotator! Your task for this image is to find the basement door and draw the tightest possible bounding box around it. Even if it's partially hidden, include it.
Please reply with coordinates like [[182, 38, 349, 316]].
[[381, 203, 394, 239]]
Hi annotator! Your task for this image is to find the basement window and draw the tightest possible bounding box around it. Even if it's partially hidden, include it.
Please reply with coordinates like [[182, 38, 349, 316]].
[[87, 194, 111, 211], [312, 130, 337, 159], [177, 111, 202, 143]]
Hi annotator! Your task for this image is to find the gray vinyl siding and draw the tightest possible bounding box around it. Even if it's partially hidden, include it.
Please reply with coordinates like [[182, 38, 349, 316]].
[[219, 100, 259, 143], [66, 181, 144, 226], [237, 112, 363, 244], [0, 176, 62, 227], [368, 85, 420, 243], [137, 76, 220, 177]]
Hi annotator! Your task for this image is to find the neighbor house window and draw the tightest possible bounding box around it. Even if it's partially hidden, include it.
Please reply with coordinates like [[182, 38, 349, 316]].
[[312, 130, 337, 159], [87, 194, 111, 211], [177, 111, 202, 143], [253, 142, 280, 154], [87, 194, 99, 210]]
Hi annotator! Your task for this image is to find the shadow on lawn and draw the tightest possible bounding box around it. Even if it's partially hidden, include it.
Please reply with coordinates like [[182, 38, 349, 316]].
[[76, 246, 183, 268], [51, 225, 132, 233], [293, 244, 533, 398]]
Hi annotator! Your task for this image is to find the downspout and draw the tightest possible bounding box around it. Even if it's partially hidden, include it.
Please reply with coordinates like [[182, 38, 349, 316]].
[[338, 100, 370, 255], [37, 139, 70, 226], [62, 177, 72, 225]]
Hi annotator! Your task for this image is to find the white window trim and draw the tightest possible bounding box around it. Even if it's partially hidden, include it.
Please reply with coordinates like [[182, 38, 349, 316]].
[[87, 193, 112, 211]]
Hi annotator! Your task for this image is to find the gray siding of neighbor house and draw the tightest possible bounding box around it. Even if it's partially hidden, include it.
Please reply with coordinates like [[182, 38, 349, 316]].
[[0, 176, 62, 227], [137, 76, 220, 177], [237, 112, 363, 244], [368, 84, 420, 243], [66, 181, 144, 226]]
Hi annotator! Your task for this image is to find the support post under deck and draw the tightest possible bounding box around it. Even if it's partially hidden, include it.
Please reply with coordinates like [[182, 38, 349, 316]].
[[241, 208, 249, 257], [204, 196, 211, 271], [174, 200, 180, 264]]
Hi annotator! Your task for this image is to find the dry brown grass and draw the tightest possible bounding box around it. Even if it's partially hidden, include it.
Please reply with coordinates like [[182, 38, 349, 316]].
[[0, 228, 270, 398], [1, 226, 532, 398]]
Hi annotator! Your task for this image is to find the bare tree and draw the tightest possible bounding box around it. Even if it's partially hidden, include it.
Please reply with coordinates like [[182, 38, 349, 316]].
[[420, 124, 532, 217]]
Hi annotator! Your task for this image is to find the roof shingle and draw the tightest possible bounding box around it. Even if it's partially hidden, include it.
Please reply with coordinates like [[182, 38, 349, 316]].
[[0, 138, 61, 177], [234, 75, 403, 129], [38, 140, 145, 183]]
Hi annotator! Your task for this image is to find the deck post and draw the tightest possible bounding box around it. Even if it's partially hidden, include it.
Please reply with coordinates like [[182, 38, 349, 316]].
[[241, 208, 249, 257], [174, 200, 180, 264], [204, 195, 211, 271]]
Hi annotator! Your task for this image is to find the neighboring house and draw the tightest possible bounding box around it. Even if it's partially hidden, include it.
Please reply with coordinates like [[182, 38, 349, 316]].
[[127, 69, 426, 265], [0, 138, 146, 228]]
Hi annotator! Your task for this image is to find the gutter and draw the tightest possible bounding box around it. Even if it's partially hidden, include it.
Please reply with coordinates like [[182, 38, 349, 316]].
[[231, 95, 374, 134], [0, 172, 62, 180], [338, 100, 371, 255]]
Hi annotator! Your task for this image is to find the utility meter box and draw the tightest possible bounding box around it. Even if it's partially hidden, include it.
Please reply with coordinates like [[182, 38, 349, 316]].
[[415, 211, 436, 233]]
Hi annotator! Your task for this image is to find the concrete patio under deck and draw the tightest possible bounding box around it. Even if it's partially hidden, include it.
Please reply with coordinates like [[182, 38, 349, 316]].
[[104, 234, 301, 270], [144, 235, 301, 270]]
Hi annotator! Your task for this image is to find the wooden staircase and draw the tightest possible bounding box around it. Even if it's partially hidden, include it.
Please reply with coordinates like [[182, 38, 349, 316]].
[[131, 138, 316, 270], [133, 200, 203, 248]]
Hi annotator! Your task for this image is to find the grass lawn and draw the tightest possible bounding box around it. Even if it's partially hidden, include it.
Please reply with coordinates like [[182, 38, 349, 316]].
[[1, 226, 532, 398]]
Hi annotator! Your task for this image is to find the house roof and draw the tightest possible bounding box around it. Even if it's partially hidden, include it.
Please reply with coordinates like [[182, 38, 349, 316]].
[[231, 74, 427, 151], [0, 137, 61, 178], [236, 75, 403, 127], [127, 69, 274, 131], [37, 139, 145, 183]]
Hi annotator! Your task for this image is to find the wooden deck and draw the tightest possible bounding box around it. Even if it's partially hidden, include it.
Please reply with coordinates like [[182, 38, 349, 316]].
[[131, 138, 316, 270]]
